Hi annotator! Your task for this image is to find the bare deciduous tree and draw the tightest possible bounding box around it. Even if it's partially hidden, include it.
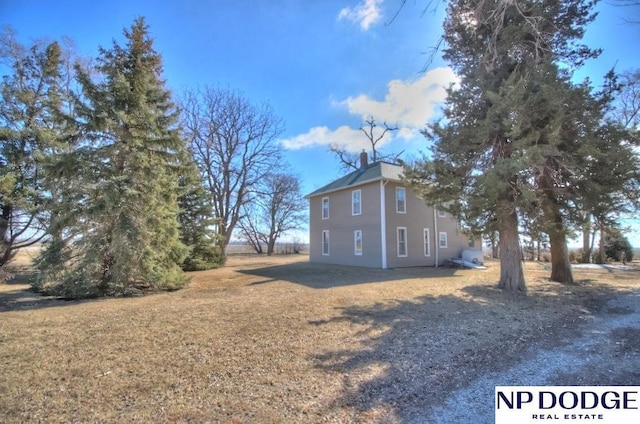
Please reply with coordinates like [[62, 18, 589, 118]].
[[613, 69, 640, 129], [181, 87, 285, 253], [611, 0, 640, 24], [329, 117, 402, 172], [238, 173, 307, 256]]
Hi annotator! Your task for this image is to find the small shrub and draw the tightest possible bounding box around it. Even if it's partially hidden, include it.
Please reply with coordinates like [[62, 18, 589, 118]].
[[568, 249, 579, 263], [604, 230, 633, 263], [0, 267, 14, 284], [181, 244, 226, 271]]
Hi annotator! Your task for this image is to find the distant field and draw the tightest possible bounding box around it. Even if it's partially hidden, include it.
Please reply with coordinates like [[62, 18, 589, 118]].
[[225, 242, 309, 256], [1, 254, 639, 422]]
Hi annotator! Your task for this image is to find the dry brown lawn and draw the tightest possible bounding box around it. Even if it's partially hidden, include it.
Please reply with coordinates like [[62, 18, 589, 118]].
[[1, 253, 639, 423]]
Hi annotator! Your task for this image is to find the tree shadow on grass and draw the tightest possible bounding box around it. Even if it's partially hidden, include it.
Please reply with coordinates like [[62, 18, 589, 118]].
[[0, 273, 104, 313], [239, 261, 458, 289], [308, 282, 621, 422], [0, 285, 76, 312]]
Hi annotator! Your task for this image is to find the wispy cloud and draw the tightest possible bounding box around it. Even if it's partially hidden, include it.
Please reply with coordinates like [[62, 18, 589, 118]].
[[281, 125, 370, 152], [281, 67, 458, 153], [337, 0, 383, 31], [340, 67, 458, 130]]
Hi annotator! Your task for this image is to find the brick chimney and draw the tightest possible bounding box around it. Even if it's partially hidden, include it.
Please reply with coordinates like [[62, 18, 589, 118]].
[[359, 150, 368, 169]]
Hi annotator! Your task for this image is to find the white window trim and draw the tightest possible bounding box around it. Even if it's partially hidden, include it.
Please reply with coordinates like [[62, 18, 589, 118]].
[[354, 230, 363, 256], [352, 189, 362, 216], [396, 187, 406, 214], [437, 209, 447, 218], [423, 228, 431, 257], [322, 230, 330, 255], [439, 231, 448, 249], [397, 227, 408, 257], [322, 197, 329, 220]]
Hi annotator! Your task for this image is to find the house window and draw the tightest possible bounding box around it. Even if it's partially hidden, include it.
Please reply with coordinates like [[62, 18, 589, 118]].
[[354, 230, 363, 256], [322, 230, 330, 255], [397, 227, 408, 257], [437, 209, 447, 218], [352, 190, 361, 215], [439, 232, 448, 248], [396, 187, 406, 213], [423, 228, 431, 257], [322, 197, 329, 219]]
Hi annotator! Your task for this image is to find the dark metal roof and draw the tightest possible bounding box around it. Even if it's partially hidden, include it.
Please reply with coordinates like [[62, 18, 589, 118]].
[[306, 161, 404, 198]]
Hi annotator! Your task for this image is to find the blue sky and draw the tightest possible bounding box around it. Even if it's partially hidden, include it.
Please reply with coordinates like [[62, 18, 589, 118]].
[[3, 0, 640, 245]]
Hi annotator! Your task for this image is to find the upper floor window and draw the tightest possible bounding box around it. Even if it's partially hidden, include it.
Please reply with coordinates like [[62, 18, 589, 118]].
[[354, 230, 363, 256], [396, 187, 406, 213], [397, 227, 408, 257], [352, 189, 361, 215], [437, 209, 447, 218], [322, 197, 329, 219], [439, 231, 448, 248]]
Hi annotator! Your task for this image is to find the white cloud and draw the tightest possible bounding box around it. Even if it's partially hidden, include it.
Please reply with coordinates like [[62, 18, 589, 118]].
[[281, 125, 370, 153], [341, 67, 458, 130], [281, 67, 458, 153], [337, 0, 383, 30]]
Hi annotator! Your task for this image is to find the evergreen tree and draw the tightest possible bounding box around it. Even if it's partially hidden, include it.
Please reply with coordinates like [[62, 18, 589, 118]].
[[0, 30, 65, 267], [575, 120, 640, 263], [603, 227, 634, 263], [177, 162, 225, 271], [406, 0, 599, 291], [35, 18, 188, 297]]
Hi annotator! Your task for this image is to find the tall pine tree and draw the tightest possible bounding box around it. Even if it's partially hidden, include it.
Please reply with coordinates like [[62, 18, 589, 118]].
[[0, 31, 65, 267], [177, 160, 225, 271], [35, 18, 188, 298], [406, 0, 599, 291]]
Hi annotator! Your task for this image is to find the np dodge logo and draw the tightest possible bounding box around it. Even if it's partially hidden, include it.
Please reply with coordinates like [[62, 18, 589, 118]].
[[495, 386, 640, 424]]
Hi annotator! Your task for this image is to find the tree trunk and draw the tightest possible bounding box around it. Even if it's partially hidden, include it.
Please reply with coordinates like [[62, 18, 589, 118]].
[[266, 237, 276, 256], [489, 231, 499, 258], [497, 207, 526, 292], [581, 216, 591, 263], [545, 205, 574, 283], [596, 223, 606, 264], [592, 217, 606, 264], [548, 228, 573, 283], [0, 205, 13, 267], [529, 240, 535, 261], [539, 167, 573, 283]]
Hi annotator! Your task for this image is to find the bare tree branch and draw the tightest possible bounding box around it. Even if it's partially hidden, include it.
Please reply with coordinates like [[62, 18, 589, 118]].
[[180, 86, 285, 253], [238, 173, 307, 255]]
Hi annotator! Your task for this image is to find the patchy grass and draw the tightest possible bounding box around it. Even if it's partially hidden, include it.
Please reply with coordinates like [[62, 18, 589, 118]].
[[1, 254, 638, 423]]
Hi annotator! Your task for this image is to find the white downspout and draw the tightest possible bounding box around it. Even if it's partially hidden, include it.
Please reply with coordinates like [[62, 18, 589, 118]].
[[380, 180, 387, 269], [434, 207, 439, 268]]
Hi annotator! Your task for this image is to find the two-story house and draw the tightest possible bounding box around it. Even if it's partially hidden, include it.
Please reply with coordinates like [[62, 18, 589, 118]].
[[306, 153, 475, 268]]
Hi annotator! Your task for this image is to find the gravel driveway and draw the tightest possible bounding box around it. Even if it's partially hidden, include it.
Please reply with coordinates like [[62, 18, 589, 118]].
[[423, 289, 640, 424]]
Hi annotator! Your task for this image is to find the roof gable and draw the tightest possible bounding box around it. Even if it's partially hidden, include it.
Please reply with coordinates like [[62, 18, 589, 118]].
[[306, 161, 404, 198]]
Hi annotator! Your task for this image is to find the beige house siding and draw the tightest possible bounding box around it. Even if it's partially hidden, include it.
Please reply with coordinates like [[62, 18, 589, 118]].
[[385, 182, 436, 267], [308, 162, 478, 269], [309, 181, 383, 267], [435, 210, 474, 261]]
